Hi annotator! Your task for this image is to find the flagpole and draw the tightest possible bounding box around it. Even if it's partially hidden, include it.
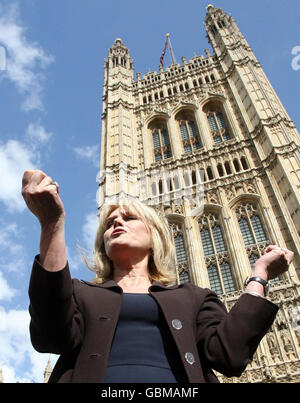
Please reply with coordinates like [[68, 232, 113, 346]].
[[166, 33, 176, 65]]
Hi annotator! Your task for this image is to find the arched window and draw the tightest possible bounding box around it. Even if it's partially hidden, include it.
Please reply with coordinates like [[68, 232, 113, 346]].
[[175, 110, 203, 154], [207, 111, 231, 144], [198, 212, 236, 295], [234, 202, 279, 280], [158, 179, 163, 194], [233, 158, 241, 172], [113, 57, 118, 67], [203, 101, 232, 145], [241, 156, 249, 170], [206, 166, 214, 181], [224, 161, 232, 175], [217, 163, 224, 177], [149, 119, 172, 162], [191, 170, 197, 185], [170, 223, 190, 284], [236, 203, 268, 247]]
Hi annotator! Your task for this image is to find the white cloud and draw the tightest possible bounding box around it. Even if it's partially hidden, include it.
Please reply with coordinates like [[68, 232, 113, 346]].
[[66, 212, 98, 274], [0, 2, 54, 111], [73, 145, 99, 168], [0, 271, 16, 301], [26, 121, 52, 145], [66, 245, 82, 272], [82, 211, 98, 251], [0, 305, 58, 383], [0, 221, 27, 279], [0, 139, 37, 212]]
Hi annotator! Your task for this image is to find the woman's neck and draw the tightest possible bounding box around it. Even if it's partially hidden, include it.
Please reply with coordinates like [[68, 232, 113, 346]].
[[113, 260, 152, 293]]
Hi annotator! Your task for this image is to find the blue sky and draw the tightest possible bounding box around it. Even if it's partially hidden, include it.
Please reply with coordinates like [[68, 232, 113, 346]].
[[0, 0, 299, 383]]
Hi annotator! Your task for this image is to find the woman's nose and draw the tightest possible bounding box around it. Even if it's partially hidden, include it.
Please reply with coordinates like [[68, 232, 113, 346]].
[[113, 216, 124, 227]]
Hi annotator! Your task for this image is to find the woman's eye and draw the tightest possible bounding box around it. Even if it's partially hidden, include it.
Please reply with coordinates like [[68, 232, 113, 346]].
[[125, 216, 137, 221]]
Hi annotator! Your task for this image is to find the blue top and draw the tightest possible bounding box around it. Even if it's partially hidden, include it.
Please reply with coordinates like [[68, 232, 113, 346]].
[[104, 293, 187, 383]]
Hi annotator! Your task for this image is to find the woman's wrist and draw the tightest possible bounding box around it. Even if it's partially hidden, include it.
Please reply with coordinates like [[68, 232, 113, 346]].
[[245, 263, 270, 297], [251, 263, 268, 281], [39, 218, 67, 272], [244, 279, 266, 296], [40, 212, 65, 230]]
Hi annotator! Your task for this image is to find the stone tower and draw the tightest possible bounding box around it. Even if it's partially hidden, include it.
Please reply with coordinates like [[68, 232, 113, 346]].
[[43, 356, 52, 383], [99, 5, 300, 382], [99, 38, 138, 205]]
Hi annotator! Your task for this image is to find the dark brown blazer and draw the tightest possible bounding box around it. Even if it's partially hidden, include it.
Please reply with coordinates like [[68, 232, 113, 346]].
[[29, 256, 278, 383]]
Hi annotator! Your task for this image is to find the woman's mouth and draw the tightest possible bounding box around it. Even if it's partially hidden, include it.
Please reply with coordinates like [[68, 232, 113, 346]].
[[111, 229, 127, 237]]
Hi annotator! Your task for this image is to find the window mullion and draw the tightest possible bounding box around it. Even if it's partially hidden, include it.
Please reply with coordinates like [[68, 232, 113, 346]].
[[246, 209, 260, 252], [216, 259, 226, 294], [208, 221, 218, 257], [208, 221, 225, 294], [171, 229, 180, 284], [158, 128, 164, 158], [186, 121, 193, 150], [214, 112, 222, 136]]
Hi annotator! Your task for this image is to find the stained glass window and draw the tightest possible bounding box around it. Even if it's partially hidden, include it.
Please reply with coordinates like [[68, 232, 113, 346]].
[[235, 203, 278, 280], [179, 119, 203, 153], [199, 213, 236, 295], [170, 223, 190, 284], [207, 111, 232, 144], [151, 124, 172, 162]]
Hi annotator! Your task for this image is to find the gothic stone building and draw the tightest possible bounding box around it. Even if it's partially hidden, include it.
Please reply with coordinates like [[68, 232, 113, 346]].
[[99, 5, 300, 382]]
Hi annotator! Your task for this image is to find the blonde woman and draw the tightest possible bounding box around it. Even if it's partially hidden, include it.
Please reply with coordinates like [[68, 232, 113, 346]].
[[23, 170, 294, 383]]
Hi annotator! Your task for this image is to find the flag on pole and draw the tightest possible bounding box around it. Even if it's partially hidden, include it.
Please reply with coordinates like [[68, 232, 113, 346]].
[[159, 36, 169, 69]]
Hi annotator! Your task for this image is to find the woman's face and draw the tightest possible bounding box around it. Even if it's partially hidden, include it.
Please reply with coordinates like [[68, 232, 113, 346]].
[[103, 207, 152, 262]]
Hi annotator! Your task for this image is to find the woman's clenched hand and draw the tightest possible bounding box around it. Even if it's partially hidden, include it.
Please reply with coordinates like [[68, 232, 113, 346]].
[[22, 170, 67, 271], [252, 245, 294, 281], [22, 170, 65, 227]]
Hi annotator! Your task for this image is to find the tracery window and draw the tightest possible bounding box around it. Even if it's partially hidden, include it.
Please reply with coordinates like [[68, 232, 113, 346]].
[[235, 203, 279, 280], [207, 110, 231, 144], [198, 213, 236, 295], [236, 203, 268, 248], [170, 223, 190, 284], [150, 120, 172, 162], [175, 110, 203, 154]]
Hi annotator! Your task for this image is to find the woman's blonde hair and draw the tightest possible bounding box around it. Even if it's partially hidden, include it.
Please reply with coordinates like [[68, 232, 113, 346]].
[[85, 200, 177, 285]]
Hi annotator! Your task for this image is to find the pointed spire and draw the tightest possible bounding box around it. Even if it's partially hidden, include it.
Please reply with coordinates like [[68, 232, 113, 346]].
[[206, 4, 214, 11], [44, 355, 52, 383], [107, 37, 133, 71]]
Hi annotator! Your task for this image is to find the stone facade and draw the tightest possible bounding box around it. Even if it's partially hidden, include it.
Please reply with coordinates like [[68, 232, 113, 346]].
[[99, 5, 300, 383]]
